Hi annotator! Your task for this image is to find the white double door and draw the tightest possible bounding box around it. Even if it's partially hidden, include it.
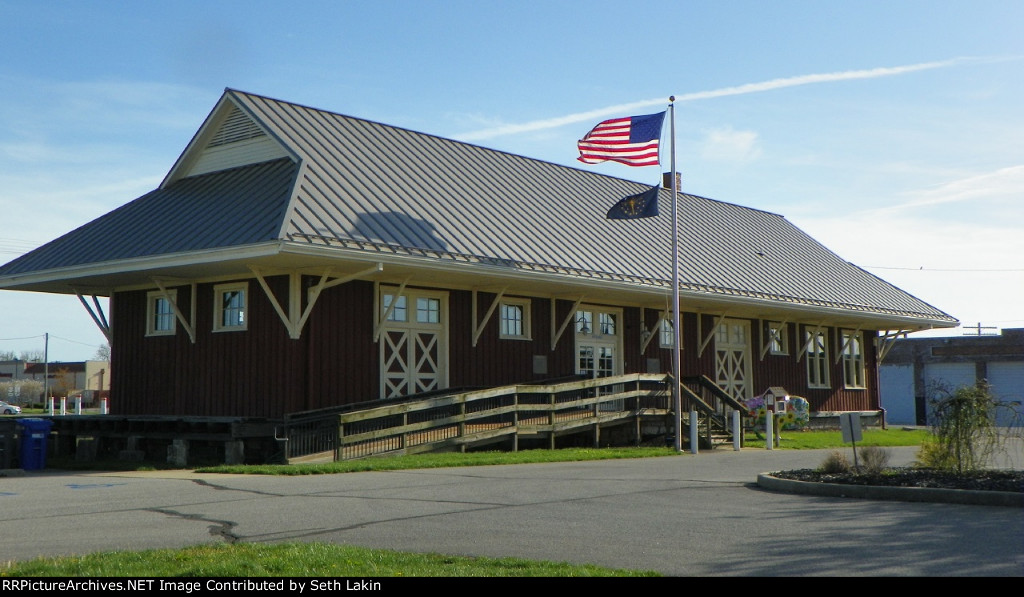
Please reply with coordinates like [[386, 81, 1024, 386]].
[[378, 288, 448, 400], [575, 307, 622, 405], [714, 318, 752, 401]]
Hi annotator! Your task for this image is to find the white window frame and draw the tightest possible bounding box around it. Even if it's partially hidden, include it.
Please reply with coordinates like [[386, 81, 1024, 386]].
[[379, 287, 447, 329], [382, 293, 408, 322], [146, 290, 176, 337], [213, 282, 248, 332], [416, 296, 441, 324], [499, 298, 532, 340], [841, 329, 866, 389], [576, 308, 619, 338], [767, 321, 788, 355], [659, 315, 677, 349], [805, 329, 830, 389]]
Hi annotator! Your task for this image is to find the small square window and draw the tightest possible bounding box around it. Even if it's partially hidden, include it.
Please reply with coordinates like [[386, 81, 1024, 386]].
[[417, 297, 440, 324], [214, 283, 247, 332], [767, 322, 788, 355], [500, 299, 531, 340], [383, 294, 407, 322], [146, 290, 176, 336]]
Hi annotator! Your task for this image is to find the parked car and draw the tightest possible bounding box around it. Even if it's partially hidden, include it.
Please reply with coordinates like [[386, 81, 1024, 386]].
[[0, 400, 22, 415]]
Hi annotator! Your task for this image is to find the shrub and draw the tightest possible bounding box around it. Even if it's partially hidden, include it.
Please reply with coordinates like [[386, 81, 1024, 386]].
[[927, 380, 1010, 473], [913, 437, 957, 470], [818, 450, 851, 474], [858, 445, 890, 474]]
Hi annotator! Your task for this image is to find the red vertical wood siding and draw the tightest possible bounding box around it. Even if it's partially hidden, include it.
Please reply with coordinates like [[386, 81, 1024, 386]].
[[110, 278, 880, 418], [112, 277, 307, 418], [449, 292, 576, 387], [303, 279, 377, 409]]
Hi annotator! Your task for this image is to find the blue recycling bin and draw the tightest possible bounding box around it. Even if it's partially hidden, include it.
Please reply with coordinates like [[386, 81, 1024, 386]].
[[16, 418, 54, 470]]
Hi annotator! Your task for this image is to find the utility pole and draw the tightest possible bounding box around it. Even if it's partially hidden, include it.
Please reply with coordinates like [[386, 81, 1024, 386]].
[[963, 322, 997, 336], [43, 332, 49, 406]]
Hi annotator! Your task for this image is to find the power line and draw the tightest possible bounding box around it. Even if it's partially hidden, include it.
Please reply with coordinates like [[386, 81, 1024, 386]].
[[48, 334, 106, 348], [0, 237, 41, 255], [0, 334, 45, 342], [863, 265, 1024, 272]]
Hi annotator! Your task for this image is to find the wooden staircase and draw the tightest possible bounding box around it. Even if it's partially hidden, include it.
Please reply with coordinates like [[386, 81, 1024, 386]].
[[678, 375, 749, 449]]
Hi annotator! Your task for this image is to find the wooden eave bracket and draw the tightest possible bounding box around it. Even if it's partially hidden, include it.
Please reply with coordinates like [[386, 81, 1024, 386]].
[[551, 296, 584, 351], [252, 263, 383, 340], [471, 287, 507, 347], [834, 327, 863, 365], [875, 329, 909, 363], [74, 290, 112, 345], [797, 322, 825, 363], [642, 310, 669, 354], [374, 276, 411, 343], [642, 319, 660, 354], [698, 313, 727, 358], [151, 279, 197, 344], [759, 319, 789, 361]]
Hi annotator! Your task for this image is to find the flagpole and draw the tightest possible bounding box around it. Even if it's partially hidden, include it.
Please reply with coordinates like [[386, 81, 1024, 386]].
[[669, 96, 682, 454]]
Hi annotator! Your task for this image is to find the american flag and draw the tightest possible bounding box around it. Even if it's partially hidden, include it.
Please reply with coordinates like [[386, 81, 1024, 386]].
[[577, 111, 666, 167]]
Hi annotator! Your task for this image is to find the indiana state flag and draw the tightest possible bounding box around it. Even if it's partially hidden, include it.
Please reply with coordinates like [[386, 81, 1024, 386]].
[[607, 185, 660, 219]]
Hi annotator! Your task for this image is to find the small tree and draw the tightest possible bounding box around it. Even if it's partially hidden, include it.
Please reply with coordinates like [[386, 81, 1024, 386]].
[[925, 380, 1013, 474], [0, 380, 43, 406], [93, 343, 111, 361], [52, 367, 76, 399], [18, 349, 45, 362]]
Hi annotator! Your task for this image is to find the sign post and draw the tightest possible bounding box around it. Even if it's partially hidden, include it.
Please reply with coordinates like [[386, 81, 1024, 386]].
[[840, 412, 863, 472]]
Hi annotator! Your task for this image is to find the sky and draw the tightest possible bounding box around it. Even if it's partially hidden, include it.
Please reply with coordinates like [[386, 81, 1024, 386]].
[[1, 0, 1022, 362]]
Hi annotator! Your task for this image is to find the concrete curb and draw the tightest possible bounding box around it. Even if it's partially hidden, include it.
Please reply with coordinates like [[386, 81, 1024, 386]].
[[757, 473, 1024, 508]]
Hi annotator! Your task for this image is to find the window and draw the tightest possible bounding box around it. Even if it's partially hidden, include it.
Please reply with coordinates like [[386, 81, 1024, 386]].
[[380, 288, 447, 327], [805, 329, 830, 388], [146, 290, 176, 336], [767, 322, 788, 355], [841, 330, 866, 389], [576, 310, 593, 334], [214, 283, 247, 331], [417, 297, 440, 324], [598, 312, 616, 336], [382, 294, 407, 322], [659, 316, 677, 349], [717, 321, 747, 345], [500, 299, 531, 340]]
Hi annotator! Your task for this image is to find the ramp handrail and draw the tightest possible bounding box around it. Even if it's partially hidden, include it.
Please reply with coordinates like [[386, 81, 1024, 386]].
[[334, 373, 669, 460]]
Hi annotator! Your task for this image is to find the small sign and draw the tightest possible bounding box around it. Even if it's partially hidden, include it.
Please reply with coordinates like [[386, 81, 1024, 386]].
[[839, 412, 862, 443]]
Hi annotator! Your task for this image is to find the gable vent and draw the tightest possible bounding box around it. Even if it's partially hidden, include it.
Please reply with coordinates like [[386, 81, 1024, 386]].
[[209, 106, 266, 147]]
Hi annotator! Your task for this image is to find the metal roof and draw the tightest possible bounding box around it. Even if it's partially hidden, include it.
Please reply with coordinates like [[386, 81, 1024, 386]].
[[0, 88, 957, 328], [0, 157, 296, 276]]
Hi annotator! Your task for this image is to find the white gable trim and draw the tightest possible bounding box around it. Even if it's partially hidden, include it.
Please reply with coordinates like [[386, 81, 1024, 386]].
[[161, 92, 297, 188]]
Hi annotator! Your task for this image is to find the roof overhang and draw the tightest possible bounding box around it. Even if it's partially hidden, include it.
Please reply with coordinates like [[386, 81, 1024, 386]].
[[0, 240, 959, 333]]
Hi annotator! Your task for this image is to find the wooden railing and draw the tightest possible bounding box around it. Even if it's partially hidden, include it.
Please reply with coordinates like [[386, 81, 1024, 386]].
[[679, 375, 749, 447], [278, 373, 756, 462], [334, 373, 670, 460], [276, 374, 669, 462]]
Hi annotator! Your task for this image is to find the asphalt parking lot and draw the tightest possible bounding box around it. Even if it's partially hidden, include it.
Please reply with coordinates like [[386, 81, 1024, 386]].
[[2, 445, 1022, 577]]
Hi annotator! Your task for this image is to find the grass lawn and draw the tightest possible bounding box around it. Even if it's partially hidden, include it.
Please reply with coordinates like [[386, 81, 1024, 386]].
[[3, 543, 657, 578]]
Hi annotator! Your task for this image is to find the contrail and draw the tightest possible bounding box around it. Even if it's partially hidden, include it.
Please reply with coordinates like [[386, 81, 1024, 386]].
[[456, 58, 980, 142], [864, 164, 1024, 214]]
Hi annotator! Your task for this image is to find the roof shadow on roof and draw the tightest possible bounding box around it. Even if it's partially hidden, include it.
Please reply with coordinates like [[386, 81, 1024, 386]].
[[352, 211, 449, 252]]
